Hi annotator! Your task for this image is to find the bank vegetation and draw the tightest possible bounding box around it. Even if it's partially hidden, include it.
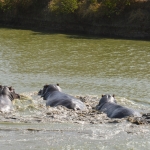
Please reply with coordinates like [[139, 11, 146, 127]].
[[0, 0, 150, 38]]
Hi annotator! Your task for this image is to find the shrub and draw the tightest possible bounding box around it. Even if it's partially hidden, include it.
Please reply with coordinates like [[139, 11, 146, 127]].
[[101, 0, 135, 17], [0, 0, 49, 15], [77, 0, 101, 19], [49, 0, 78, 14]]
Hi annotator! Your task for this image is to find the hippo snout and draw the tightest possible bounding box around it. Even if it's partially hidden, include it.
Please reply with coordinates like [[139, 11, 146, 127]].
[[38, 89, 43, 95]]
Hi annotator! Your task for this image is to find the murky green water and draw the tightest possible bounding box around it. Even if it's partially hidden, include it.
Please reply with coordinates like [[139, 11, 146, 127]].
[[0, 28, 150, 149]]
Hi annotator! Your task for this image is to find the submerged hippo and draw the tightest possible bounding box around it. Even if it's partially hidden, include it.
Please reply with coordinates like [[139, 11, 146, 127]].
[[0, 85, 20, 112], [38, 84, 87, 111], [96, 94, 141, 118]]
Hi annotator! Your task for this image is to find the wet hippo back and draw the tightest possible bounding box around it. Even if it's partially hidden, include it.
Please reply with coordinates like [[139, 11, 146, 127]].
[[39, 84, 87, 111], [96, 94, 141, 118], [46, 91, 86, 110], [46, 91, 76, 109]]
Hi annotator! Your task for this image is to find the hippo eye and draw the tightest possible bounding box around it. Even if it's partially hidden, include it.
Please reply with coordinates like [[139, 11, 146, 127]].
[[56, 83, 59, 86]]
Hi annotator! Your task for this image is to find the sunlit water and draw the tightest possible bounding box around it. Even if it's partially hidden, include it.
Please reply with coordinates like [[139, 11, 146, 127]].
[[0, 28, 150, 149]]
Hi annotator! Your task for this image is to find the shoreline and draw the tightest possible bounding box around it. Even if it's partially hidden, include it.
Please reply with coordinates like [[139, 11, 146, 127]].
[[0, 15, 150, 40]]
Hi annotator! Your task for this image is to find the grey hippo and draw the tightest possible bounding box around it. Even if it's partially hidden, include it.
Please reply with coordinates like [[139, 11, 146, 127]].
[[0, 85, 20, 112], [96, 94, 141, 118], [38, 84, 87, 111]]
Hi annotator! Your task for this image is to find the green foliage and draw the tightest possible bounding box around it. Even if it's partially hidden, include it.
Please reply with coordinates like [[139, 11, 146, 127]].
[[0, 0, 136, 19], [77, 0, 100, 19], [0, 0, 13, 12], [101, 0, 135, 17], [0, 0, 49, 15], [49, 0, 78, 14]]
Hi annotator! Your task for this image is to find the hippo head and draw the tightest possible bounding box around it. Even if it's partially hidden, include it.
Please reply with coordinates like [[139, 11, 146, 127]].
[[8, 87, 20, 100], [98, 94, 116, 105], [38, 84, 61, 97], [0, 85, 20, 101]]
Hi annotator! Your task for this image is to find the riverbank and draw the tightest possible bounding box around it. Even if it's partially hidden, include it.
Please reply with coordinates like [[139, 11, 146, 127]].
[[0, 0, 150, 39]]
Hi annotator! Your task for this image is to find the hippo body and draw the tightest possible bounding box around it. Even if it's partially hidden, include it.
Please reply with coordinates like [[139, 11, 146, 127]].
[[0, 85, 20, 112], [0, 95, 13, 112], [96, 94, 141, 118], [39, 84, 87, 111]]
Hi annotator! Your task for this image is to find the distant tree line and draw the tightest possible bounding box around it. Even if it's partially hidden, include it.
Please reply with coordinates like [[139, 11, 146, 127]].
[[0, 0, 136, 18], [1, 0, 149, 38]]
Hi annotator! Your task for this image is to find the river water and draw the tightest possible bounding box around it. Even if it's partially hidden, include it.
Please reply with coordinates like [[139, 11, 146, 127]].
[[0, 28, 150, 149]]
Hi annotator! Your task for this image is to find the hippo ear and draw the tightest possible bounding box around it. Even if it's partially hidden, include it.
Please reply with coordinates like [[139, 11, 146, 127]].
[[113, 94, 115, 97], [56, 83, 59, 86], [44, 84, 48, 88], [9, 86, 13, 91], [0, 85, 2, 88], [102, 95, 104, 97]]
